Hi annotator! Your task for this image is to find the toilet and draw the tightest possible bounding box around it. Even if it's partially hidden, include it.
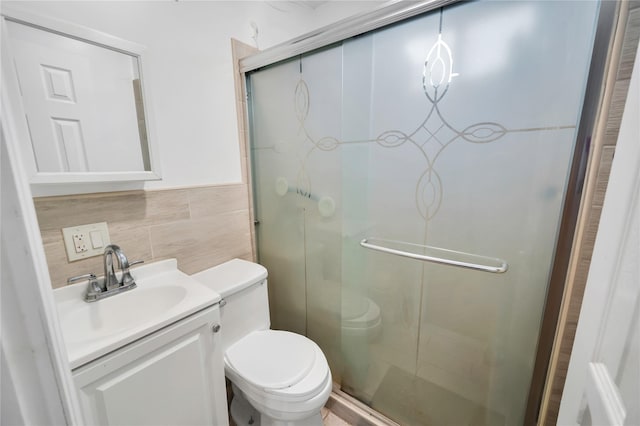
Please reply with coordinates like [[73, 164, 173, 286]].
[[341, 288, 382, 341], [192, 259, 332, 426]]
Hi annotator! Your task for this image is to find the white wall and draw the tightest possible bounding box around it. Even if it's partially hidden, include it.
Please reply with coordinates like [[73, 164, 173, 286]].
[[3, 0, 382, 195]]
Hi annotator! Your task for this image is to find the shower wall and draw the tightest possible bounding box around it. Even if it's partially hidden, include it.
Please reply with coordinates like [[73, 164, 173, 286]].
[[248, 1, 599, 424]]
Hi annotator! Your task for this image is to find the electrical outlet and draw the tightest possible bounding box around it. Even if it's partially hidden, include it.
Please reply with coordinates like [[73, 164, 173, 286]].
[[62, 222, 110, 262], [72, 233, 88, 253]]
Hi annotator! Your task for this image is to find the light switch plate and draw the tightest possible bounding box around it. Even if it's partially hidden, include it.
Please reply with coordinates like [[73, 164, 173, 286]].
[[62, 222, 111, 262]]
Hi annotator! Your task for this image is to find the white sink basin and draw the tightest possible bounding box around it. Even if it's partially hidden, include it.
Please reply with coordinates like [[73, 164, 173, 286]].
[[54, 259, 220, 369]]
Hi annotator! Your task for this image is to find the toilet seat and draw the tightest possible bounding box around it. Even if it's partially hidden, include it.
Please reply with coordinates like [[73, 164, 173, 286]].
[[225, 330, 331, 404], [226, 330, 316, 390], [342, 295, 381, 330]]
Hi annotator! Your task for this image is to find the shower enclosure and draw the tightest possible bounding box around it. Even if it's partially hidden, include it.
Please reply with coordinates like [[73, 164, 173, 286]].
[[245, 1, 603, 424]]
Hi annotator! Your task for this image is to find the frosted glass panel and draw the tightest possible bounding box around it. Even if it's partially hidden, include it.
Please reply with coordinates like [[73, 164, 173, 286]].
[[249, 1, 599, 424], [250, 48, 346, 377], [250, 58, 309, 337]]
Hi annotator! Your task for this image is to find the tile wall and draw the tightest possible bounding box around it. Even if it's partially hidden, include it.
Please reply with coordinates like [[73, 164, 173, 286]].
[[34, 184, 253, 288]]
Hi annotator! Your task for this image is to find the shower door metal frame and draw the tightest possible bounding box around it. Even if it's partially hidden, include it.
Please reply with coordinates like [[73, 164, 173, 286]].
[[240, 0, 458, 73], [526, 1, 624, 424], [240, 1, 621, 424]]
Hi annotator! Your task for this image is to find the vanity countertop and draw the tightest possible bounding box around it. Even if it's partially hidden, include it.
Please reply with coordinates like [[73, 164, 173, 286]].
[[54, 259, 221, 369]]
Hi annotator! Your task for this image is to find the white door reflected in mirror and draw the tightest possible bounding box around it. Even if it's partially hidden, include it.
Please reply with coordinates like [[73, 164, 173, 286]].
[[7, 20, 150, 173], [1, 8, 160, 186]]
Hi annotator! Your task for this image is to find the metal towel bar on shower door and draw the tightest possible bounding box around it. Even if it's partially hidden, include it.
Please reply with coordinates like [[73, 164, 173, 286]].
[[359, 238, 508, 273]]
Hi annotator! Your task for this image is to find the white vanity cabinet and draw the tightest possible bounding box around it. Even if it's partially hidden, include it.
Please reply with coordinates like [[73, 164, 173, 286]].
[[72, 306, 228, 426]]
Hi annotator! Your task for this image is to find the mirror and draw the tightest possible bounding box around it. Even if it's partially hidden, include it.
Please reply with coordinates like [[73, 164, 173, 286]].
[[1, 7, 160, 185]]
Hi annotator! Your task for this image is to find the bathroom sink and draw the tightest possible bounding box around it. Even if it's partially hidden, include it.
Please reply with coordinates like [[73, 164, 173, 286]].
[[54, 259, 221, 369]]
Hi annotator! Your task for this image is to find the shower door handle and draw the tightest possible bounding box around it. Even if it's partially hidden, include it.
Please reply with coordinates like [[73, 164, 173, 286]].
[[359, 238, 508, 273]]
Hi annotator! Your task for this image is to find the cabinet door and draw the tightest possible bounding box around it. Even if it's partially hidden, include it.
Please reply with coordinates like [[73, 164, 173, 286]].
[[73, 307, 228, 426]]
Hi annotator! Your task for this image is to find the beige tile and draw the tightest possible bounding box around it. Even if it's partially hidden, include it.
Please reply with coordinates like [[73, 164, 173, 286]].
[[140, 189, 192, 224], [233, 71, 242, 102], [34, 192, 137, 231], [580, 206, 603, 259], [236, 100, 247, 125], [604, 79, 631, 143], [232, 41, 254, 183], [237, 128, 249, 160], [108, 226, 154, 264], [417, 360, 487, 409], [237, 252, 254, 262], [571, 258, 591, 302], [617, 8, 640, 80], [340, 355, 390, 404], [34, 186, 255, 289], [593, 146, 616, 206], [34, 189, 190, 232], [41, 227, 64, 246], [238, 125, 247, 140], [244, 157, 257, 260], [321, 407, 330, 420], [235, 82, 243, 106], [187, 184, 249, 218], [232, 39, 255, 135], [324, 412, 352, 426], [149, 210, 252, 275], [231, 39, 257, 257], [419, 325, 484, 381], [231, 38, 258, 62], [240, 155, 249, 185]]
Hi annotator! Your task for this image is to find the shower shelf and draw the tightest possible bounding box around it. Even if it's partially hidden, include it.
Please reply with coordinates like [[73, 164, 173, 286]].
[[359, 237, 508, 274]]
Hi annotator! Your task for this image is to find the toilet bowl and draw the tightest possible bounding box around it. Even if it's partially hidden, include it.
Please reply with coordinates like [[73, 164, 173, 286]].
[[341, 289, 382, 341], [226, 331, 332, 426], [192, 259, 332, 426]]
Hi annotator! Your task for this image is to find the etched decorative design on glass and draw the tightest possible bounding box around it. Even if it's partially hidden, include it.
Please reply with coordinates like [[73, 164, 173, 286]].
[[257, 8, 576, 222]]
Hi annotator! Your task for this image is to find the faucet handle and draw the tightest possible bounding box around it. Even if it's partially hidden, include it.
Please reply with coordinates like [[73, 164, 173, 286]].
[[121, 260, 143, 286], [67, 273, 97, 284], [69, 273, 103, 299]]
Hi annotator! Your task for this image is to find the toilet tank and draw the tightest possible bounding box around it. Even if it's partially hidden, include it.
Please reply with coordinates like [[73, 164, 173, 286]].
[[191, 259, 270, 351]]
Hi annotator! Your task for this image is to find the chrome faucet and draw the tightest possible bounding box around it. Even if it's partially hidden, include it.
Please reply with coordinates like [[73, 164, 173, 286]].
[[67, 244, 143, 302], [104, 244, 130, 290]]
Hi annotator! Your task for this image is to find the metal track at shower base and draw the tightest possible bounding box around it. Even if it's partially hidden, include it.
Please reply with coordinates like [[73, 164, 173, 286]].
[[326, 386, 400, 426]]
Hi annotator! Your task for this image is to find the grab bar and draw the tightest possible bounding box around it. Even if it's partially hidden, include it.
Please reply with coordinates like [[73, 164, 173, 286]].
[[359, 238, 508, 274]]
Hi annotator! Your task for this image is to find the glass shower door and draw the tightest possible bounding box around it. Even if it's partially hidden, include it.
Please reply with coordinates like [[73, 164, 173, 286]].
[[337, 2, 598, 425], [249, 47, 347, 380], [248, 1, 600, 424]]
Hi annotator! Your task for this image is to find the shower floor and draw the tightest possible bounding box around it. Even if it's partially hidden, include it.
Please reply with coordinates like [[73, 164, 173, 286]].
[[340, 323, 510, 425], [369, 366, 505, 426]]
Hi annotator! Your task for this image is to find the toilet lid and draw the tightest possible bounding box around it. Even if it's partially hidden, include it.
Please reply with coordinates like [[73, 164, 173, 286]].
[[342, 292, 370, 320], [225, 330, 316, 390]]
